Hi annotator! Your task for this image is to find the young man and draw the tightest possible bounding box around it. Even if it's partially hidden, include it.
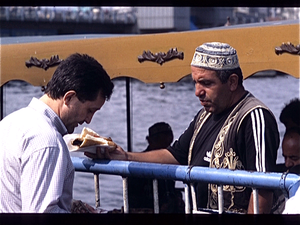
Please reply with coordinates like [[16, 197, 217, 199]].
[[271, 100, 300, 214], [0, 53, 114, 213], [281, 127, 300, 214], [282, 127, 300, 173], [91, 42, 279, 214]]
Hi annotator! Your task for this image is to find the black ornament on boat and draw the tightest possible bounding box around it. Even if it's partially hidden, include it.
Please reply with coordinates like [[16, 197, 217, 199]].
[[25, 55, 63, 70], [138, 48, 184, 65], [275, 42, 300, 55]]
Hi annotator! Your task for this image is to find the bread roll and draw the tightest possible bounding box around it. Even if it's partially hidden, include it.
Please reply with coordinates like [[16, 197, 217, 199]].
[[72, 127, 116, 151]]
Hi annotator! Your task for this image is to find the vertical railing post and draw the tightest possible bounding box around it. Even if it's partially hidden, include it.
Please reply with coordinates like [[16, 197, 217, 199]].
[[190, 183, 197, 212], [125, 77, 132, 152], [153, 179, 159, 214], [218, 185, 224, 214], [184, 183, 191, 214], [253, 188, 259, 214], [94, 173, 100, 208], [123, 177, 129, 213]]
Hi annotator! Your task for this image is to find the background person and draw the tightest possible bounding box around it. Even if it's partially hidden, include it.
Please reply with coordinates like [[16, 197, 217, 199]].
[[89, 42, 279, 214], [281, 127, 300, 214], [271, 99, 300, 214], [282, 127, 300, 173], [279, 98, 300, 130], [271, 127, 300, 214], [128, 122, 184, 213], [0, 53, 114, 213]]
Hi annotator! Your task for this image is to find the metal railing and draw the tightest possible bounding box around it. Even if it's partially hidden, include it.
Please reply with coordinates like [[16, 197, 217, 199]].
[[71, 157, 300, 214]]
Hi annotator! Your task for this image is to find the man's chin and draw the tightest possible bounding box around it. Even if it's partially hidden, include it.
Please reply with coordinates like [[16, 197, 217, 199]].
[[203, 106, 213, 113], [67, 127, 75, 134]]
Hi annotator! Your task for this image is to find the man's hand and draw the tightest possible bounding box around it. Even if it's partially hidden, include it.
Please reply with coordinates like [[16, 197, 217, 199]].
[[71, 200, 98, 213], [84, 145, 128, 161]]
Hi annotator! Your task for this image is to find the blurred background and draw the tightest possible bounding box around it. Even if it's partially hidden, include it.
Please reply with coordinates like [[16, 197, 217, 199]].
[[1, 6, 299, 37]]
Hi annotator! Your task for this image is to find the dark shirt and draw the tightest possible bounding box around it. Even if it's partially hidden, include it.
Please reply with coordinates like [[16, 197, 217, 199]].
[[167, 94, 279, 209]]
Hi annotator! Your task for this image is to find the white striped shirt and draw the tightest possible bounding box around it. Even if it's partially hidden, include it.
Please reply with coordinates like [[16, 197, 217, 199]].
[[0, 98, 74, 213]]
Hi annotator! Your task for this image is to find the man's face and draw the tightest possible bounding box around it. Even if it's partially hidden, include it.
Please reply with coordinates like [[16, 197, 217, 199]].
[[191, 66, 232, 115], [282, 132, 300, 168], [61, 91, 105, 134]]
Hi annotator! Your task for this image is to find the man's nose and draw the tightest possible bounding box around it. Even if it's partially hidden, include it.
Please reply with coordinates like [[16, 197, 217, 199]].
[[195, 84, 205, 97], [85, 114, 93, 124], [285, 158, 294, 168]]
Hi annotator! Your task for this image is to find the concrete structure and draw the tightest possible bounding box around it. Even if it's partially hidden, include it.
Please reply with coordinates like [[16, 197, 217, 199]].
[[136, 7, 190, 33]]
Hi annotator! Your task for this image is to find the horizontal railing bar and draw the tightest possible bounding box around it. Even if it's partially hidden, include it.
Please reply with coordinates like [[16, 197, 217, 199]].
[[71, 157, 300, 197]]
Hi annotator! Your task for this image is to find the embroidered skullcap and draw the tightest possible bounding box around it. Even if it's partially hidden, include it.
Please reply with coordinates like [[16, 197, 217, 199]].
[[191, 42, 240, 70], [148, 122, 173, 137]]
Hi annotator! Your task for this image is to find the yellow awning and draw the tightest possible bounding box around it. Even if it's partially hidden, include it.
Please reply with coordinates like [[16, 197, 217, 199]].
[[1, 19, 299, 87]]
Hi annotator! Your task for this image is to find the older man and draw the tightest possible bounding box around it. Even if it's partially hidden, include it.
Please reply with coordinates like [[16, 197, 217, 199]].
[[94, 42, 279, 214]]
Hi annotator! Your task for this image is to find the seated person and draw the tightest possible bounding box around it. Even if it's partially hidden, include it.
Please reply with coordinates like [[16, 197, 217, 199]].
[[271, 102, 300, 214], [128, 122, 184, 213], [281, 127, 300, 214], [275, 98, 300, 174], [282, 127, 300, 174]]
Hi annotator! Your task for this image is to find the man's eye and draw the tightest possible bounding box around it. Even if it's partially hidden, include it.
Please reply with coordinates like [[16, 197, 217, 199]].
[[291, 156, 300, 161], [201, 81, 212, 86]]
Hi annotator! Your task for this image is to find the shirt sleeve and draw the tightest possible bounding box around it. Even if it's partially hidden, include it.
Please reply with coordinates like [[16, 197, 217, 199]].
[[237, 108, 279, 172], [21, 147, 71, 213]]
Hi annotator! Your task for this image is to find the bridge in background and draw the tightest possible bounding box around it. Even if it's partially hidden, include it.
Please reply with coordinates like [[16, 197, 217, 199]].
[[0, 7, 138, 36]]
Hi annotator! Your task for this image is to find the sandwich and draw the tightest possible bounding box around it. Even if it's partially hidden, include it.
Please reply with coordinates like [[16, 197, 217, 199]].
[[72, 127, 117, 151]]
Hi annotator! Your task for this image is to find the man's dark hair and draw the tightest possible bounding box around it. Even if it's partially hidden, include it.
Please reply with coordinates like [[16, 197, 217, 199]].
[[44, 53, 114, 102], [280, 98, 300, 127], [215, 67, 243, 85], [284, 126, 300, 137]]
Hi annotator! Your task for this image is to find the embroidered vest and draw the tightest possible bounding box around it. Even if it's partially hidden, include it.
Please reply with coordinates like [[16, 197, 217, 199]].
[[188, 93, 273, 213]]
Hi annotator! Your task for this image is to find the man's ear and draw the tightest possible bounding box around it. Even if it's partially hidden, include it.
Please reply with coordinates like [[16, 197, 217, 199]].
[[228, 74, 239, 91], [63, 90, 77, 106]]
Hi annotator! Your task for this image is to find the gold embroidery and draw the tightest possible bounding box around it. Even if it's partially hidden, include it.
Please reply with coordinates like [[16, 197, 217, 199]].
[[211, 114, 237, 169], [210, 112, 246, 211], [210, 148, 246, 211]]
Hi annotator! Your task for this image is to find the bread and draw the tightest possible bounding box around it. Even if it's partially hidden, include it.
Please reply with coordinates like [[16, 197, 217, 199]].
[[72, 127, 116, 151]]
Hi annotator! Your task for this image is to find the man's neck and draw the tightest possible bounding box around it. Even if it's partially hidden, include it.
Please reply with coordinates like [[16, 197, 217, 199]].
[[39, 94, 62, 117], [231, 87, 247, 107]]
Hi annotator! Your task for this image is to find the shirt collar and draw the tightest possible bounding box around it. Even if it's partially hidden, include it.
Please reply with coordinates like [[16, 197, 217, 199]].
[[28, 97, 68, 136]]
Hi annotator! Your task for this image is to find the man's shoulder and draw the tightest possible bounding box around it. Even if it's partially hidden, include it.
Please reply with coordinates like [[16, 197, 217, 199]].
[[239, 93, 275, 119], [244, 93, 270, 110], [235, 94, 278, 133]]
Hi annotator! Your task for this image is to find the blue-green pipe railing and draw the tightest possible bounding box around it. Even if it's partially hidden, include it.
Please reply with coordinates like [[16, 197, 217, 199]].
[[71, 156, 300, 199]]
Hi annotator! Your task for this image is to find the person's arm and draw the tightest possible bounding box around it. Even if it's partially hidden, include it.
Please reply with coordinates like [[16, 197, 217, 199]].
[[239, 108, 279, 214], [247, 189, 273, 214], [126, 149, 180, 164], [85, 145, 179, 165]]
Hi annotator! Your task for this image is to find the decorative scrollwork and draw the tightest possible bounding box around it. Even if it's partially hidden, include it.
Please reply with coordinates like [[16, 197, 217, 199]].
[[275, 42, 300, 55], [138, 48, 184, 65], [25, 55, 63, 70]]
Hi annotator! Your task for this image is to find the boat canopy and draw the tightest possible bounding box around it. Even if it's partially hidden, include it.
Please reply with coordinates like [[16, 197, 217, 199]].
[[0, 19, 299, 87]]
